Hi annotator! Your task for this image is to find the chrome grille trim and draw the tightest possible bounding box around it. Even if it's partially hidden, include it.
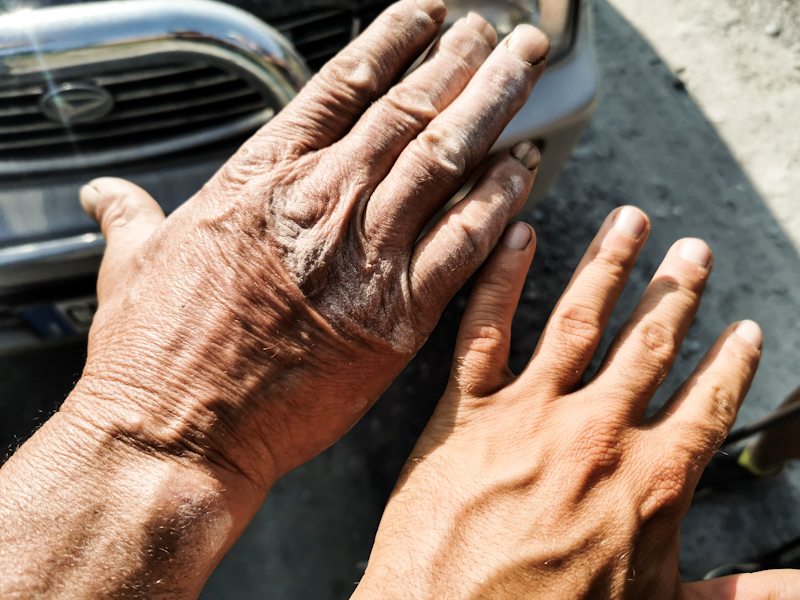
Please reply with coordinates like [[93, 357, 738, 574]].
[[0, 0, 310, 176]]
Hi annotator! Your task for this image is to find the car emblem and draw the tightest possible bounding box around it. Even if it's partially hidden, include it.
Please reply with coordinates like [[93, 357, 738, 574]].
[[39, 83, 114, 125]]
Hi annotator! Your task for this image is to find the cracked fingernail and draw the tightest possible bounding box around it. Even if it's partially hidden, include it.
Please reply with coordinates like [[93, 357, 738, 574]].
[[735, 320, 762, 349], [510, 141, 540, 170], [506, 24, 549, 65], [502, 222, 532, 250], [613, 206, 646, 238], [79, 184, 101, 221], [415, 0, 446, 23], [679, 238, 712, 268], [465, 12, 497, 47]]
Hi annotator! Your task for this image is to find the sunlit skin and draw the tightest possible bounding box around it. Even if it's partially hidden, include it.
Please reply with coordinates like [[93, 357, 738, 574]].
[[353, 208, 797, 599], [0, 2, 550, 596], [0, 1, 798, 598]]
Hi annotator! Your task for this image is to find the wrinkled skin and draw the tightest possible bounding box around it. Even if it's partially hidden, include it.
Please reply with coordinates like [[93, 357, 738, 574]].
[[353, 208, 798, 599], [70, 2, 549, 489], [0, 3, 554, 597]]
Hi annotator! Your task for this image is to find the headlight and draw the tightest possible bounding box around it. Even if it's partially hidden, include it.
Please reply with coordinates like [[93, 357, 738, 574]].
[[444, 0, 577, 62]]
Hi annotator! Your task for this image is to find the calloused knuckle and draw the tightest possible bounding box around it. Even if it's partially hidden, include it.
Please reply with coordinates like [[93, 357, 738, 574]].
[[381, 87, 437, 130], [413, 130, 468, 183], [323, 50, 384, 101]]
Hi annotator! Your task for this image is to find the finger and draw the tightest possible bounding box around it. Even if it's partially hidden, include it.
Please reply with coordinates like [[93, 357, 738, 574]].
[[522, 206, 650, 395], [341, 14, 496, 182], [81, 177, 166, 302], [683, 570, 800, 600], [365, 24, 550, 247], [592, 238, 713, 419], [410, 143, 538, 330], [266, 0, 445, 152], [650, 320, 762, 469], [451, 222, 536, 396]]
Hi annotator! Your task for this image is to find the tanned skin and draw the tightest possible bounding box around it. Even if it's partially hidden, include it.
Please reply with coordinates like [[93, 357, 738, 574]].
[[1, 1, 797, 598]]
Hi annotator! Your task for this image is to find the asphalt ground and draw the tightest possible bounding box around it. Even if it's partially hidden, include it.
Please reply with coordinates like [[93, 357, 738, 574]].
[[1, 0, 799, 596]]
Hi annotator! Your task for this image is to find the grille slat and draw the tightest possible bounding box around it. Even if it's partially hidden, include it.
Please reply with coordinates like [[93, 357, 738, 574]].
[[0, 4, 395, 172], [92, 65, 208, 86], [0, 103, 43, 118], [112, 73, 239, 101], [0, 60, 274, 161], [0, 102, 273, 151], [0, 85, 44, 99]]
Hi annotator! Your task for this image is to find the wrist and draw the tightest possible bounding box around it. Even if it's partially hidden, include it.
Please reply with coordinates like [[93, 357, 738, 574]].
[[0, 396, 260, 598]]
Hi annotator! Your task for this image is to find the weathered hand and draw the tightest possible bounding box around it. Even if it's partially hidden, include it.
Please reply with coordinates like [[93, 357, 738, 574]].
[[71, 1, 549, 490], [354, 208, 765, 599]]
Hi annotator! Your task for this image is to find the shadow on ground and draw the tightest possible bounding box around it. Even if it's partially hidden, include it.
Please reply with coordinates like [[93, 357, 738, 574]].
[[1, 0, 799, 596]]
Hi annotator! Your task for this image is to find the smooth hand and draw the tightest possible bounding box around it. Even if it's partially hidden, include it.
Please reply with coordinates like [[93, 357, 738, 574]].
[[353, 208, 796, 599]]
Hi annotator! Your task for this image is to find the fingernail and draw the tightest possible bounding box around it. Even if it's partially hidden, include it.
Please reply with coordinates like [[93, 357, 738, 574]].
[[510, 141, 540, 170], [465, 12, 497, 47], [415, 0, 446, 23], [79, 184, 101, 221], [502, 222, 532, 250], [735, 320, 762, 349], [678, 238, 712, 268], [612, 207, 646, 238], [506, 24, 549, 65]]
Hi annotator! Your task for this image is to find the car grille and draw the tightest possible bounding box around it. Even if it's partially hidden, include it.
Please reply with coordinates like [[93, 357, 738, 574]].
[[271, 3, 392, 72], [0, 61, 274, 167]]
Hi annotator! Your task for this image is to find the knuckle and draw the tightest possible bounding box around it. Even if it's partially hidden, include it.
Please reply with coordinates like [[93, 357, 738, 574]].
[[411, 129, 469, 184], [552, 303, 602, 347], [379, 87, 438, 131], [636, 319, 679, 366], [572, 416, 627, 466], [642, 457, 691, 518], [483, 61, 532, 102], [565, 415, 631, 494], [694, 379, 739, 439], [320, 49, 386, 102], [441, 24, 493, 64]]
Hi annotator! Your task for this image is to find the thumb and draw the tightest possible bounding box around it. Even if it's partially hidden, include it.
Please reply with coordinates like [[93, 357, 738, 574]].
[[451, 222, 536, 397], [683, 570, 800, 600], [80, 177, 165, 302]]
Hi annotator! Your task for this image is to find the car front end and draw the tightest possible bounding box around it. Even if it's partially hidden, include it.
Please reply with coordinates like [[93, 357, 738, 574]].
[[0, 0, 598, 351]]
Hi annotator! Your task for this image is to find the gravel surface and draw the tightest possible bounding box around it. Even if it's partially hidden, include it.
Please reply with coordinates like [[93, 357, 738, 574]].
[[1, 0, 799, 595]]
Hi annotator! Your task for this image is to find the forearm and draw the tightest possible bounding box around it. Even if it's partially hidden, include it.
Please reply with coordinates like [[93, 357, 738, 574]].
[[0, 389, 260, 599]]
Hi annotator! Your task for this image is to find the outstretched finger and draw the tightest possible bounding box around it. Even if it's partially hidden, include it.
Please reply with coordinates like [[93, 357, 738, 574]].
[[81, 177, 166, 302], [450, 222, 536, 397], [592, 238, 713, 420], [410, 143, 538, 332], [267, 0, 445, 152], [340, 13, 497, 186], [365, 24, 549, 247], [521, 207, 650, 395], [683, 569, 800, 600], [650, 321, 762, 470]]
